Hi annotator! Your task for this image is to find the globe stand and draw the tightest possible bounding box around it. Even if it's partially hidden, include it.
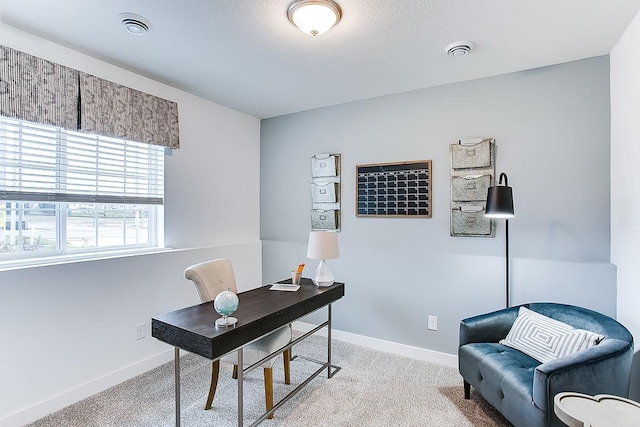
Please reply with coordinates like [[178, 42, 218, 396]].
[[215, 315, 237, 328]]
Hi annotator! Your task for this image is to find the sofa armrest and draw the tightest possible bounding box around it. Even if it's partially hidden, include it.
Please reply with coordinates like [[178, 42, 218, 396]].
[[532, 339, 634, 411], [459, 306, 519, 346]]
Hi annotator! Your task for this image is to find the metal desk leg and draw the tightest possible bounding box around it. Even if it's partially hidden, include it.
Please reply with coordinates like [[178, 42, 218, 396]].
[[238, 348, 244, 427], [174, 347, 181, 427], [327, 304, 332, 378], [326, 303, 340, 379]]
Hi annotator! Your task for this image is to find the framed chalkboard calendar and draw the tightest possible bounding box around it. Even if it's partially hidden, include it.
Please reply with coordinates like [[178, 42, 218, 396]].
[[356, 160, 432, 218]]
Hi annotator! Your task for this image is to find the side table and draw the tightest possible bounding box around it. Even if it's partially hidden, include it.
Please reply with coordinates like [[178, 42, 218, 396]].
[[554, 392, 640, 426]]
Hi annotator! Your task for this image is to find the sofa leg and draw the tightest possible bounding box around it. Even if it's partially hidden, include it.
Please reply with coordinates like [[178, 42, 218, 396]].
[[464, 380, 471, 399]]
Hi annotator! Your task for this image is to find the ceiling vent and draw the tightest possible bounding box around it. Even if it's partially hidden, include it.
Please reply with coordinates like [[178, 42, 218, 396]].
[[445, 41, 474, 58], [119, 13, 152, 36]]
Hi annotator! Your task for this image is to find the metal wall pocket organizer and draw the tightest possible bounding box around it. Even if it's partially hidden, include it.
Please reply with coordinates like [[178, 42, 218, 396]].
[[311, 153, 341, 231], [449, 138, 495, 237]]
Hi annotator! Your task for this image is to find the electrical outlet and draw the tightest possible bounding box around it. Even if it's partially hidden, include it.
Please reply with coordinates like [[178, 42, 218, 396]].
[[427, 315, 438, 331], [136, 323, 146, 340]]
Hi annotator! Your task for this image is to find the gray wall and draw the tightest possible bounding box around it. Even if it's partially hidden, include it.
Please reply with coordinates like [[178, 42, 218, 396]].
[[260, 56, 615, 356]]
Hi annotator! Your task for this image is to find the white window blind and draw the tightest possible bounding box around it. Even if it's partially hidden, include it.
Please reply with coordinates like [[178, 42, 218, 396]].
[[0, 117, 164, 204]]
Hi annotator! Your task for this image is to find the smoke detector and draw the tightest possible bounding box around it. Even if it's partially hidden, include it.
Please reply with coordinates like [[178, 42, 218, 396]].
[[119, 13, 152, 36], [445, 41, 474, 58]]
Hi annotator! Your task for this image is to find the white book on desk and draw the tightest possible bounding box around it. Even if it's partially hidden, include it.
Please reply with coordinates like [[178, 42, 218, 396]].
[[269, 284, 300, 291]]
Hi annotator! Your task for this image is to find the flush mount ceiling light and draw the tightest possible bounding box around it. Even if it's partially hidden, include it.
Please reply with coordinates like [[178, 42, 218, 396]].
[[119, 13, 152, 36], [445, 41, 474, 58], [287, 0, 342, 36]]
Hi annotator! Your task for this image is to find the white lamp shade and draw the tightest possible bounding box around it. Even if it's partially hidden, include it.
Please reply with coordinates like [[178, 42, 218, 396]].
[[307, 231, 340, 260], [288, 0, 341, 36]]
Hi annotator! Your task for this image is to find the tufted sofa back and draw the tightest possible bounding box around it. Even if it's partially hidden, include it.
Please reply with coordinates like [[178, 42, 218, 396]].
[[524, 303, 632, 343]]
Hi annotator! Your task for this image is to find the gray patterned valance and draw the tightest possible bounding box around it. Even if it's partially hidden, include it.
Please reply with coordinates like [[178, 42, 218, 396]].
[[0, 45, 79, 131], [0, 45, 179, 149], [80, 72, 179, 149]]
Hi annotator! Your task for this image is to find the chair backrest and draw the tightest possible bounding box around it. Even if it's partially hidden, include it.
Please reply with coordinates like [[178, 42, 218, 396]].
[[184, 258, 238, 303]]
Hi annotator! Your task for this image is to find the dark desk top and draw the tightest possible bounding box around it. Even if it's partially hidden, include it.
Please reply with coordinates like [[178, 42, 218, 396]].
[[152, 278, 345, 360]]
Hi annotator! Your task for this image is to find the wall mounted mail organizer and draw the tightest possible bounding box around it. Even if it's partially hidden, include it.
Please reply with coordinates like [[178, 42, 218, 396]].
[[449, 138, 495, 237], [311, 153, 341, 231], [356, 160, 432, 217]]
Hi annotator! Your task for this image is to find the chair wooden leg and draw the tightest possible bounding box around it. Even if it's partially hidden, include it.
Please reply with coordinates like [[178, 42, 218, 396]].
[[232, 364, 238, 379], [464, 380, 471, 399], [283, 348, 291, 385], [205, 360, 220, 410], [264, 367, 274, 419]]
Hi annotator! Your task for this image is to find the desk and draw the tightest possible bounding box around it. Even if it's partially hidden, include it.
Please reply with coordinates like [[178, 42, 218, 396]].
[[554, 392, 640, 427], [152, 278, 345, 426]]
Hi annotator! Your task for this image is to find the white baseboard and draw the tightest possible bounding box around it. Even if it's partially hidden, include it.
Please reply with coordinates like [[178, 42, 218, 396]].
[[292, 321, 458, 368], [2, 327, 457, 427], [0, 350, 176, 427]]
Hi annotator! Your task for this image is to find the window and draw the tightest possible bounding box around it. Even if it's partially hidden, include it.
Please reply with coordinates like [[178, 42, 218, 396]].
[[0, 117, 164, 261]]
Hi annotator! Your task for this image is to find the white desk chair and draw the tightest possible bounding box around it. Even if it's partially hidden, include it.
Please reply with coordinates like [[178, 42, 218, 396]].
[[184, 258, 292, 418]]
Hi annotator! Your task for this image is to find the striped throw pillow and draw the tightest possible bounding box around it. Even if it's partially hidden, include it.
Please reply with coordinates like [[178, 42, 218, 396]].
[[499, 307, 604, 364]]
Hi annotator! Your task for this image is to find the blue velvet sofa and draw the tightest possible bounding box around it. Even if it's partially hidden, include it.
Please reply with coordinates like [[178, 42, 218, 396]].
[[458, 303, 634, 427]]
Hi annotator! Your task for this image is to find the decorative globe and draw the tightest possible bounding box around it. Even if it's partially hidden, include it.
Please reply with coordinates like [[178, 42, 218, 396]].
[[213, 288, 239, 327], [214, 288, 239, 316]]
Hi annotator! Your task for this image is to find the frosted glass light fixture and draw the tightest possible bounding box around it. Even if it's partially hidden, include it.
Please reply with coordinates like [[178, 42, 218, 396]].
[[307, 231, 340, 286], [287, 0, 342, 36]]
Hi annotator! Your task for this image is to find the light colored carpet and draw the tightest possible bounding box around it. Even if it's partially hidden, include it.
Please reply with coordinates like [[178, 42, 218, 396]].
[[28, 335, 511, 426]]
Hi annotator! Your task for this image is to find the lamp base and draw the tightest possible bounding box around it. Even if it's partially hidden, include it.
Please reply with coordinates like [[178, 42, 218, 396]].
[[312, 259, 335, 287]]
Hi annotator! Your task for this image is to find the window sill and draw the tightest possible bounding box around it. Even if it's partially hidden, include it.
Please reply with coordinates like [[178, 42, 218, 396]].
[[0, 247, 174, 272]]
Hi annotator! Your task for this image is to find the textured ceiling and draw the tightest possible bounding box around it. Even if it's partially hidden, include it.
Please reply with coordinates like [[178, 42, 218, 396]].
[[1, 0, 639, 119]]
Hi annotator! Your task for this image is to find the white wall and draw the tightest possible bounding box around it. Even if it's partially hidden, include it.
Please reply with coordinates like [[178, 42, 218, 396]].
[[611, 9, 640, 400], [261, 56, 616, 357], [0, 24, 262, 426]]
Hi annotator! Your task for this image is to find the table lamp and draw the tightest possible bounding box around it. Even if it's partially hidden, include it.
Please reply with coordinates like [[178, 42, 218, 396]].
[[485, 172, 515, 308], [307, 231, 340, 287]]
